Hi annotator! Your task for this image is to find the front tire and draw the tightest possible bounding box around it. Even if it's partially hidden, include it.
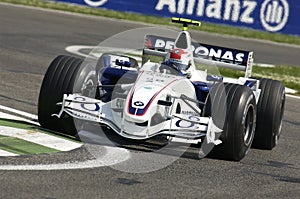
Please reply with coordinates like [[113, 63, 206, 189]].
[[38, 55, 96, 135], [203, 83, 257, 161]]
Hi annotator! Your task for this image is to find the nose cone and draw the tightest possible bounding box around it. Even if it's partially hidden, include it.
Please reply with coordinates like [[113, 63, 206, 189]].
[[133, 84, 160, 105], [127, 84, 161, 122], [124, 70, 182, 123]]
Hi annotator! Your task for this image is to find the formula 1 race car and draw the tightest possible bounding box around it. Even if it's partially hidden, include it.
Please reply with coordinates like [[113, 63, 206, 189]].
[[38, 18, 285, 161]]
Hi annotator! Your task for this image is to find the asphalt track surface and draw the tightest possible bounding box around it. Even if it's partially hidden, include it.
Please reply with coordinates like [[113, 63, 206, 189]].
[[0, 3, 299, 198]]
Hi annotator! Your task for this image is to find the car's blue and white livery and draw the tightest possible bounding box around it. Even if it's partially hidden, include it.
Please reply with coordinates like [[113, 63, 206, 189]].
[[38, 18, 285, 161]]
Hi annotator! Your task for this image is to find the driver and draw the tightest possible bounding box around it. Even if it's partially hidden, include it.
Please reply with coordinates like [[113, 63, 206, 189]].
[[163, 48, 192, 78]]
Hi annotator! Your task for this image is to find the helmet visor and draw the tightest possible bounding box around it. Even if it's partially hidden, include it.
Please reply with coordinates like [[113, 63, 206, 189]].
[[169, 60, 188, 71]]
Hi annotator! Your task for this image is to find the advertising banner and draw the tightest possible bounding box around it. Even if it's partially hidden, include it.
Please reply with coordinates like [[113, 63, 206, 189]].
[[51, 0, 300, 36]]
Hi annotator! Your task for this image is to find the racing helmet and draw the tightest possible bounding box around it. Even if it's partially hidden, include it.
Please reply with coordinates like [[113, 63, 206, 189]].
[[164, 48, 191, 76]]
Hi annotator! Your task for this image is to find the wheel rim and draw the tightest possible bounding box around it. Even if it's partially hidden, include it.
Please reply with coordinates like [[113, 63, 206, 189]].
[[82, 78, 95, 97], [244, 104, 255, 146]]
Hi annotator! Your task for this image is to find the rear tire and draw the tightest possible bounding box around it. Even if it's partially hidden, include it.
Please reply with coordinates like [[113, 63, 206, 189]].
[[203, 83, 257, 161], [38, 55, 96, 135], [252, 78, 285, 149]]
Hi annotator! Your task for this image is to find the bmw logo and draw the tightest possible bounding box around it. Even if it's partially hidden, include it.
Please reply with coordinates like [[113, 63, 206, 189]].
[[133, 101, 144, 106]]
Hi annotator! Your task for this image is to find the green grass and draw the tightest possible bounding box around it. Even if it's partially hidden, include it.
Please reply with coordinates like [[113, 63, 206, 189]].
[[1, 0, 300, 45], [0, 135, 59, 155], [252, 65, 300, 94]]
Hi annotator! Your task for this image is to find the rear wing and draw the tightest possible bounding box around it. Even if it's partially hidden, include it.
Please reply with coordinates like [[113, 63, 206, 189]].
[[143, 35, 254, 77]]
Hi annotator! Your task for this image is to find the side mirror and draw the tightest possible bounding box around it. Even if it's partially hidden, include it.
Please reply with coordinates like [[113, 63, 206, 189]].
[[157, 100, 172, 107]]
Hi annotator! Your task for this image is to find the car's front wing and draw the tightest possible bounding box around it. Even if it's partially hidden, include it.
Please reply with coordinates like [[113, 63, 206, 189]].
[[53, 94, 222, 145]]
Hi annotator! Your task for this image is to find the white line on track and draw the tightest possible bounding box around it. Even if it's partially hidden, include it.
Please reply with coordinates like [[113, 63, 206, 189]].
[[0, 105, 38, 122], [0, 149, 18, 157], [286, 94, 300, 100], [0, 146, 131, 170], [0, 111, 39, 126], [0, 126, 82, 152]]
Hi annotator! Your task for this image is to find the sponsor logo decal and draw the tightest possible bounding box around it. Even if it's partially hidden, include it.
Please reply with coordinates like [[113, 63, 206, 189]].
[[147, 35, 250, 65], [133, 101, 144, 107], [155, 0, 290, 33], [144, 86, 153, 90], [155, 0, 258, 24], [57, 0, 295, 35], [260, 0, 289, 32], [175, 115, 201, 129]]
